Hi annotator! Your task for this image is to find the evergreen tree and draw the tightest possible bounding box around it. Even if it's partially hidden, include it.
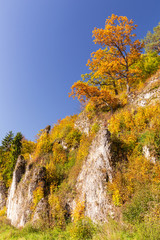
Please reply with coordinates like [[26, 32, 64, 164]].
[[143, 22, 160, 54], [11, 132, 23, 161], [1, 131, 14, 151]]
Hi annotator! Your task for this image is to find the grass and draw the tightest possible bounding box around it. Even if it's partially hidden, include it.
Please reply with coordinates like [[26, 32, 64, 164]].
[[0, 217, 69, 240], [1, 216, 160, 240]]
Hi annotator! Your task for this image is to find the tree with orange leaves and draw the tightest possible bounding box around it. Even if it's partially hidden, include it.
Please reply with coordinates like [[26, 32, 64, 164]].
[[69, 81, 119, 113], [87, 14, 143, 94]]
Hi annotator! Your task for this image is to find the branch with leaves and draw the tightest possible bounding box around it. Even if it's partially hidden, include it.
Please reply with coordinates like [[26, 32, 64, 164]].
[[69, 81, 119, 112]]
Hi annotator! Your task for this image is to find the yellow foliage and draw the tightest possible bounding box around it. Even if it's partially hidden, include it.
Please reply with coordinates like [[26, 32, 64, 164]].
[[72, 200, 85, 222], [76, 134, 93, 163], [112, 190, 122, 207], [85, 101, 96, 119], [32, 183, 44, 210], [46, 156, 56, 184], [109, 103, 160, 142], [48, 192, 65, 227], [52, 142, 67, 164], [108, 154, 160, 204], [108, 103, 160, 204], [50, 115, 78, 143], [0, 207, 6, 217], [32, 130, 52, 159], [21, 139, 36, 160]]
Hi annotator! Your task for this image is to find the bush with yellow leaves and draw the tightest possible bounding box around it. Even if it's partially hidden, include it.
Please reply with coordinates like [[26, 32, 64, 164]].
[[48, 186, 66, 228], [69, 200, 95, 240], [33, 130, 52, 159], [108, 102, 160, 205], [21, 139, 36, 160], [32, 182, 44, 210]]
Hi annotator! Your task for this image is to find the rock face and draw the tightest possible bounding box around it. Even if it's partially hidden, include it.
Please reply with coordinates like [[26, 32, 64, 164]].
[[7, 156, 48, 228], [0, 181, 7, 210], [74, 112, 90, 135], [143, 145, 156, 164], [132, 73, 160, 107], [6, 127, 114, 227], [72, 127, 114, 222]]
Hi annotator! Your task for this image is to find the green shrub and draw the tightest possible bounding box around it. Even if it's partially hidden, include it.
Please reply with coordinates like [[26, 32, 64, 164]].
[[123, 188, 154, 224], [69, 217, 96, 240], [133, 221, 160, 240], [65, 129, 82, 148], [91, 123, 100, 134]]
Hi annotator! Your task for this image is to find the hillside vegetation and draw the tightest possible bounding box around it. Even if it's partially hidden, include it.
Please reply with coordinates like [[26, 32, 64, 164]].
[[0, 15, 160, 239]]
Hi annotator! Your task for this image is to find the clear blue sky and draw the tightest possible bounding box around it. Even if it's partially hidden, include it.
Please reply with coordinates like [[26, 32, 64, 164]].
[[0, 0, 159, 142]]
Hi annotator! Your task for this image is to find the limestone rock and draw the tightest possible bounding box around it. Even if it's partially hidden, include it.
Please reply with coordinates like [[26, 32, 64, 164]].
[[71, 127, 114, 222], [143, 145, 156, 164], [0, 181, 7, 210], [32, 198, 49, 226], [7, 156, 48, 228], [74, 112, 90, 135], [132, 75, 160, 107]]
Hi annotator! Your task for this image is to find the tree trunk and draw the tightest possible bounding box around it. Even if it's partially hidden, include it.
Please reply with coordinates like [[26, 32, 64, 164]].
[[113, 80, 118, 95], [126, 83, 130, 94]]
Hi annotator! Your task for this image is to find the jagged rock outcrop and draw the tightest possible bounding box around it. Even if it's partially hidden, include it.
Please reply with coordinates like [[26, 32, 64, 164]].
[[143, 145, 156, 164], [0, 181, 7, 210], [32, 198, 49, 225], [132, 73, 160, 107], [74, 111, 90, 135], [7, 156, 48, 228], [71, 127, 114, 222]]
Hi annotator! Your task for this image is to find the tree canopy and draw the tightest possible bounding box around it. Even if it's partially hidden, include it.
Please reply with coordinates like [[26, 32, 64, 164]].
[[143, 22, 160, 54], [1, 131, 14, 152], [69, 81, 119, 112], [70, 15, 144, 111], [87, 14, 143, 94]]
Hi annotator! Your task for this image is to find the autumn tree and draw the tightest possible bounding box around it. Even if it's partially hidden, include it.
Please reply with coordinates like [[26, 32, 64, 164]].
[[69, 81, 119, 112], [87, 14, 143, 94], [84, 49, 121, 96], [70, 15, 143, 111], [143, 22, 160, 54]]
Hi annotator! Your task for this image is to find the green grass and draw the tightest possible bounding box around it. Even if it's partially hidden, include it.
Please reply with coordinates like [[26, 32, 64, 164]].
[[0, 217, 69, 240], [1, 216, 160, 240]]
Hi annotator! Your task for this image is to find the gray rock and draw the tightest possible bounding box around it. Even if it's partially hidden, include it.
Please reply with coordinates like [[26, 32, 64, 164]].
[[32, 198, 49, 226], [71, 127, 114, 222], [7, 156, 48, 228], [75, 112, 90, 135], [0, 181, 7, 210]]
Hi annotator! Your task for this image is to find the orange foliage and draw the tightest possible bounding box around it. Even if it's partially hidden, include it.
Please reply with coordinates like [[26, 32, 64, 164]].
[[69, 81, 119, 112], [72, 200, 85, 222], [87, 14, 143, 93]]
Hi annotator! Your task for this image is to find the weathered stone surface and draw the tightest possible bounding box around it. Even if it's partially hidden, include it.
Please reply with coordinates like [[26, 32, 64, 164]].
[[71, 127, 114, 222], [32, 198, 49, 225], [0, 181, 7, 210], [74, 112, 90, 135], [7, 156, 47, 228], [131, 74, 160, 107], [143, 145, 156, 164]]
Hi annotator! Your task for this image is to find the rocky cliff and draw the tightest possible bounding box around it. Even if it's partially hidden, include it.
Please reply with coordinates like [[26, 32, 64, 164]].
[[0, 181, 7, 210], [71, 127, 114, 222], [1, 70, 160, 228], [6, 156, 48, 227], [4, 123, 115, 228]]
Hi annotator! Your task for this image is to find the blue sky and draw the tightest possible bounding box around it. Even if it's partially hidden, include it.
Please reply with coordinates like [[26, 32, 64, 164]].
[[0, 0, 159, 142]]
